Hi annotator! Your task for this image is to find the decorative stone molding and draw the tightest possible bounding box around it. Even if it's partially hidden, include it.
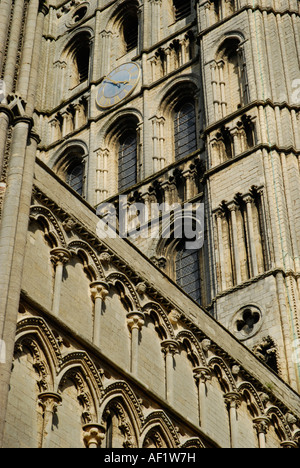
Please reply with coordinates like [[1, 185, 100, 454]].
[[38, 392, 62, 448], [82, 423, 106, 448], [90, 281, 109, 302], [126, 311, 145, 333], [50, 247, 71, 266]]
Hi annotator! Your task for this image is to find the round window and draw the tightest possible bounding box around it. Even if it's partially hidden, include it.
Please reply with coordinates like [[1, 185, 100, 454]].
[[231, 305, 263, 341]]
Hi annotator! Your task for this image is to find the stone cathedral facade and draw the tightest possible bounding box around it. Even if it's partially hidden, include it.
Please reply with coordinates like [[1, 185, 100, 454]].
[[0, 0, 300, 449]]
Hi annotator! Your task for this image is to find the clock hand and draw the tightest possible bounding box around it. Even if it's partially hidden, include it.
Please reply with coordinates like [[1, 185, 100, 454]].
[[104, 77, 129, 86]]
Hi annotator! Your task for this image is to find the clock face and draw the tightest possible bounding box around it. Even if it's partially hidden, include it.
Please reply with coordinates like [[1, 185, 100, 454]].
[[96, 62, 141, 109]]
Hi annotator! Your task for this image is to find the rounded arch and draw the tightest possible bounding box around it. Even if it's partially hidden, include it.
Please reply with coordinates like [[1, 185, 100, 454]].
[[157, 75, 199, 116], [50, 141, 88, 196], [106, 0, 140, 55], [58, 28, 93, 89]]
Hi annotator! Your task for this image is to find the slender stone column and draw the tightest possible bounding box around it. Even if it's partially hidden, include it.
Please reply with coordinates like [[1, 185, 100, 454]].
[[253, 416, 269, 449], [25, 2, 49, 115], [161, 339, 179, 404], [0, 124, 39, 447], [50, 248, 71, 317], [193, 367, 212, 429], [0, 107, 14, 176], [244, 194, 258, 277], [0, 0, 12, 72], [127, 311, 145, 375], [228, 202, 242, 284], [90, 281, 109, 347], [3, 0, 25, 94], [38, 392, 62, 448], [215, 209, 227, 291], [16, 0, 40, 98], [83, 424, 106, 448], [224, 392, 241, 448]]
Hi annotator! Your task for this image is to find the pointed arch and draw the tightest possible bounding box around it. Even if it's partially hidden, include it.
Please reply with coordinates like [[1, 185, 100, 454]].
[[208, 356, 237, 393], [30, 205, 67, 248], [68, 240, 105, 280], [106, 272, 141, 312], [15, 317, 62, 391], [142, 302, 175, 340], [265, 406, 293, 442], [237, 381, 265, 418], [142, 411, 181, 448], [176, 330, 206, 367], [100, 381, 144, 448]]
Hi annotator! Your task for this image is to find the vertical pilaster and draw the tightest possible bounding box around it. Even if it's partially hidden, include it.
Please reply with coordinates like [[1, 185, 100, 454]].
[[224, 392, 241, 448], [193, 367, 212, 430], [253, 417, 269, 449], [50, 248, 71, 317], [90, 281, 109, 347], [161, 339, 179, 404], [127, 311, 145, 376], [228, 202, 242, 284]]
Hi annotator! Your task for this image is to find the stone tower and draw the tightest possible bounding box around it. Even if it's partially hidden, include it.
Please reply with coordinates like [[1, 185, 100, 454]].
[[0, 0, 300, 449]]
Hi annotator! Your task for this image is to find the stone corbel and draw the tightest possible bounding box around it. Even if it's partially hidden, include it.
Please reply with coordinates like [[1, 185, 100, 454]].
[[82, 423, 106, 448], [38, 392, 62, 448]]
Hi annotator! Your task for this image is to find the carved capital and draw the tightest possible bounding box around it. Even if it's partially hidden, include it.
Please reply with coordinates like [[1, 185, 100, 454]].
[[161, 339, 179, 357], [38, 392, 62, 414], [280, 440, 298, 449], [224, 392, 241, 409], [253, 416, 270, 435], [82, 423, 106, 448], [193, 366, 212, 384], [126, 311, 145, 332], [50, 247, 70, 266], [90, 281, 109, 302]]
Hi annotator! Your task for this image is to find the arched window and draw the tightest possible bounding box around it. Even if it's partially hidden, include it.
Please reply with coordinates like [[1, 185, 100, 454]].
[[176, 245, 201, 304], [118, 131, 138, 191], [174, 101, 197, 160], [66, 162, 84, 196], [173, 0, 191, 21], [217, 38, 249, 116], [53, 145, 86, 197], [123, 10, 138, 52], [67, 32, 91, 89]]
